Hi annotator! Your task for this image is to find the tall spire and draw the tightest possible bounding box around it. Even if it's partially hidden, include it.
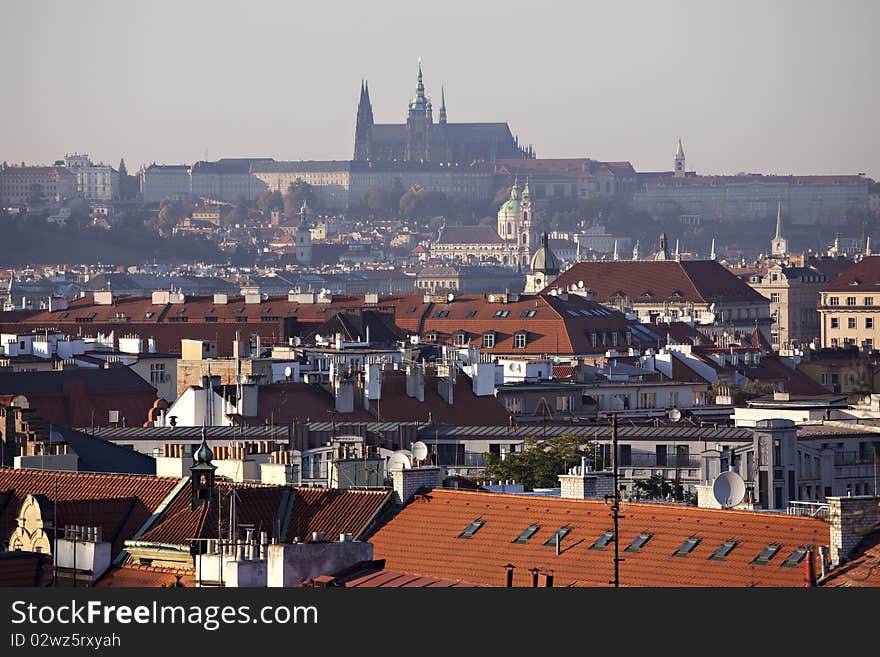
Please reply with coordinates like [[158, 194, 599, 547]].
[[439, 85, 447, 124], [674, 138, 686, 178], [612, 239, 619, 261], [867, 236, 872, 256], [522, 176, 530, 199], [674, 238, 680, 262], [709, 238, 716, 261], [774, 201, 783, 240]]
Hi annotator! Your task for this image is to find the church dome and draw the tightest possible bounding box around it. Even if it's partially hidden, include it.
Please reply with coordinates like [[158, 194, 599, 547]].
[[193, 437, 214, 465], [530, 233, 561, 275]]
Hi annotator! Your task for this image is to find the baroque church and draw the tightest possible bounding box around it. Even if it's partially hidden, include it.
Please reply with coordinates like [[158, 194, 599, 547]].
[[354, 62, 533, 164]]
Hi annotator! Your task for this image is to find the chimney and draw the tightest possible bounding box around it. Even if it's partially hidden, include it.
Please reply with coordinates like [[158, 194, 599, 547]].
[[405, 363, 425, 402], [334, 378, 355, 413], [504, 564, 515, 588], [827, 495, 880, 566], [530, 568, 539, 588], [804, 548, 816, 587], [819, 546, 829, 578], [540, 571, 554, 588], [390, 465, 444, 505]]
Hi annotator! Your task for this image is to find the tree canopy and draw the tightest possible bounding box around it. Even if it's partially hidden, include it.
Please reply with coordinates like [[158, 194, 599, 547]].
[[257, 190, 284, 213], [399, 185, 450, 219], [481, 434, 602, 491], [283, 180, 317, 216]]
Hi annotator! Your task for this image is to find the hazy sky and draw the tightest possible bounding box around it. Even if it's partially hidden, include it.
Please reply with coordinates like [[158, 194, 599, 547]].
[[2, 0, 877, 177]]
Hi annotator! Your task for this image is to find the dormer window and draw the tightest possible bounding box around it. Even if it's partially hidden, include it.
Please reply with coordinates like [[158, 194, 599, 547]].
[[424, 332, 437, 342], [453, 331, 468, 347], [514, 332, 527, 349], [482, 332, 496, 349]]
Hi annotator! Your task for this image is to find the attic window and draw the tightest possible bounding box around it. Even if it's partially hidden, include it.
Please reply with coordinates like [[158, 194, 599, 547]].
[[458, 519, 485, 539], [206, 307, 215, 313], [624, 533, 652, 553], [641, 291, 654, 299], [288, 307, 298, 313], [434, 310, 449, 318], [176, 307, 187, 314], [424, 332, 437, 342], [86, 312, 97, 320], [520, 310, 537, 318], [407, 307, 417, 313], [781, 546, 809, 568], [60, 312, 70, 319], [543, 527, 571, 546], [493, 310, 509, 318], [673, 537, 701, 557], [752, 544, 781, 565], [590, 531, 614, 551], [512, 525, 540, 544], [233, 306, 245, 314], [466, 310, 478, 318], [671, 290, 683, 298], [708, 540, 738, 561], [262, 306, 272, 314]]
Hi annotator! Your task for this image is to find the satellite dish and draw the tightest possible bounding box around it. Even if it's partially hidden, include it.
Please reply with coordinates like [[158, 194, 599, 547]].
[[412, 441, 428, 462], [487, 294, 496, 303], [284, 366, 293, 379], [577, 280, 584, 289], [387, 451, 412, 472], [668, 408, 682, 423], [49, 430, 64, 443], [447, 292, 455, 303], [712, 471, 746, 508]]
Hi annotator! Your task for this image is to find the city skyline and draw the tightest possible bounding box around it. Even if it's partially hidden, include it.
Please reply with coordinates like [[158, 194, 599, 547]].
[[1, 0, 878, 178]]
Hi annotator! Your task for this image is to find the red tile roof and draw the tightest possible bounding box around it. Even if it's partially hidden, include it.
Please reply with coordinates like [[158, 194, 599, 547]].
[[0, 551, 50, 586], [0, 469, 180, 557], [369, 489, 827, 587], [319, 560, 479, 587], [821, 255, 880, 293], [821, 532, 880, 587], [288, 487, 392, 543], [95, 563, 194, 588], [549, 261, 768, 305]]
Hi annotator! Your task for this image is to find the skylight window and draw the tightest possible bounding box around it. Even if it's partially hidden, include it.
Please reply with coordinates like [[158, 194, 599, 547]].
[[176, 307, 186, 314], [708, 540, 737, 561], [624, 533, 652, 553], [262, 306, 272, 313], [466, 310, 477, 318], [520, 310, 537, 318], [752, 544, 781, 565], [233, 306, 245, 314], [86, 312, 97, 320], [512, 525, 540, 544], [407, 307, 417, 313], [144, 312, 154, 319], [434, 310, 449, 318], [781, 547, 808, 568], [458, 519, 485, 540], [590, 530, 614, 551], [493, 310, 509, 318], [543, 527, 571, 547], [673, 537, 701, 558]]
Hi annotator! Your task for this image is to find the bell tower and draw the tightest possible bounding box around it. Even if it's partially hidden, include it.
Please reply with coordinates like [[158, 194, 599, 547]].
[[190, 429, 216, 511]]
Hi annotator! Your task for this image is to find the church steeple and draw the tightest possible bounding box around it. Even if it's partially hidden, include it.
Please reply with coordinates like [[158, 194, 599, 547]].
[[771, 201, 788, 257], [354, 79, 374, 161], [439, 86, 447, 125], [674, 138, 686, 178]]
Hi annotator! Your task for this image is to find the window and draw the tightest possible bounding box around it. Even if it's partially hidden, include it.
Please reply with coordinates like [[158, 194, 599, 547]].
[[520, 310, 537, 318], [590, 531, 614, 551], [145, 312, 154, 319], [458, 519, 485, 539], [846, 296, 857, 306], [829, 296, 840, 306], [434, 310, 449, 318], [865, 297, 874, 306], [149, 363, 166, 385], [867, 318, 874, 329], [513, 525, 540, 544], [493, 310, 510, 318], [513, 332, 527, 349], [543, 527, 571, 547], [673, 537, 701, 557], [831, 317, 839, 329], [848, 317, 857, 329], [709, 540, 738, 561], [770, 293, 780, 303], [625, 533, 652, 553], [454, 332, 468, 347], [407, 306, 417, 313], [482, 332, 495, 349], [466, 310, 478, 318], [752, 544, 781, 565], [556, 395, 571, 412]]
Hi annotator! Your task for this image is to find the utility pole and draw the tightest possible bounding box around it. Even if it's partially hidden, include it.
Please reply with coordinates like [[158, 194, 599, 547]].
[[610, 413, 622, 588]]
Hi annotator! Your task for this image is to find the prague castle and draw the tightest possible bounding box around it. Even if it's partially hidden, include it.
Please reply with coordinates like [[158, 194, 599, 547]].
[[354, 62, 533, 164]]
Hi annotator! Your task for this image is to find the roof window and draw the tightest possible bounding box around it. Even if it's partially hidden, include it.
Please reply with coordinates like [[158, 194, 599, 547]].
[[752, 544, 781, 565], [673, 537, 701, 557], [590, 530, 614, 551], [458, 519, 485, 540], [625, 533, 652, 553], [512, 525, 540, 544], [708, 540, 737, 561]]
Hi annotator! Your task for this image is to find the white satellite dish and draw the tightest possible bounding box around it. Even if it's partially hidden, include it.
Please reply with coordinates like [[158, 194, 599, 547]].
[[712, 471, 746, 508], [387, 451, 412, 472], [487, 294, 496, 303], [447, 293, 455, 303], [412, 441, 429, 462], [668, 408, 682, 423], [284, 366, 293, 379], [577, 280, 584, 289]]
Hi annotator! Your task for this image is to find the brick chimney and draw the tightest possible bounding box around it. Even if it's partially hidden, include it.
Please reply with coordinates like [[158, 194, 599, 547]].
[[558, 457, 613, 499], [390, 465, 444, 505], [827, 495, 880, 567]]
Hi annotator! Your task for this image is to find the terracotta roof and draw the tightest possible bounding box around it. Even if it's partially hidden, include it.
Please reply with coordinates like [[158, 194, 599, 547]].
[[821, 532, 880, 587], [319, 560, 479, 587], [0, 469, 180, 557], [549, 261, 768, 305], [821, 255, 880, 292], [0, 551, 50, 586], [287, 487, 392, 543], [369, 489, 827, 587], [95, 563, 194, 588]]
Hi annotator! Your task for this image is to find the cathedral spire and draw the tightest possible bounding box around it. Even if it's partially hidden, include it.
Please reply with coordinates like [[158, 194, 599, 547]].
[[709, 238, 716, 261], [771, 201, 788, 257], [674, 238, 680, 262], [612, 239, 619, 261], [774, 201, 783, 240], [439, 85, 447, 124]]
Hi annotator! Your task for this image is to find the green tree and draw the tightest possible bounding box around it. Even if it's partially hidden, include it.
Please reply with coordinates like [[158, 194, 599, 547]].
[[481, 434, 601, 491], [223, 201, 251, 226], [364, 187, 394, 214], [283, 180, 316, 216], [399, 185, 450, 219], [257, 190, 284, 213]]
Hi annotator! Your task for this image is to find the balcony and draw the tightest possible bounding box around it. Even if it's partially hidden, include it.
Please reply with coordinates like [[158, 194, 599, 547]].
[[786, 501, 830, 518]]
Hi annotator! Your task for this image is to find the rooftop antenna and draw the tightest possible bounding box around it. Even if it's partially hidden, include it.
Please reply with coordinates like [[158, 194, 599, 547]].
[[712, 470, 746, 508]]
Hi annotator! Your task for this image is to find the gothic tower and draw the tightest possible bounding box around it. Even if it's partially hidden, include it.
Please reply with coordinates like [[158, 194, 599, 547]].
[[770, 201, 788, 257], [519, 176, 538, 265], [353, 80, 374, 161], [405, 61, 432, 162], [674, 138, 686, 178]]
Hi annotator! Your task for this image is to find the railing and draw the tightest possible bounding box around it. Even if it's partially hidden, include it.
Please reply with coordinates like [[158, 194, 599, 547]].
[[834, 451, 877, 466], [786, 501, 830, 518], [621, 455, 701, 469]]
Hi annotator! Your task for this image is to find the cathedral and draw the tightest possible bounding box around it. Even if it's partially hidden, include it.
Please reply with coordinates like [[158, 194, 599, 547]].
[[354, 62, 533, 164]]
